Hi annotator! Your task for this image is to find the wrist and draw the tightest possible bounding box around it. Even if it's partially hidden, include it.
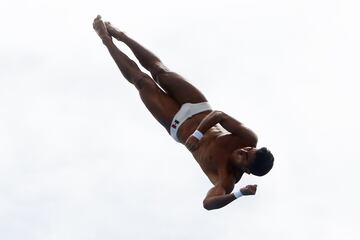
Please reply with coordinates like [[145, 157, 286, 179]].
[[192, 130, 204, 140], [233, 190, 243, 199]]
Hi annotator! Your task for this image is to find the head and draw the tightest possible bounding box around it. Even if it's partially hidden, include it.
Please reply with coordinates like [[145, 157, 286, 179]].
[[232, 147, 274, 176]]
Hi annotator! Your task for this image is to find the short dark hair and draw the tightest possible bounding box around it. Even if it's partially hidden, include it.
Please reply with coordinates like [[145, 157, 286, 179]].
[[250, 147, 274, 176]]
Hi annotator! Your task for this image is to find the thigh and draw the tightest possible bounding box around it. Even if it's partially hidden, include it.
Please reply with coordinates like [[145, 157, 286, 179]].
[[137, 75, 180, 133], [155, 71, 208, 105]]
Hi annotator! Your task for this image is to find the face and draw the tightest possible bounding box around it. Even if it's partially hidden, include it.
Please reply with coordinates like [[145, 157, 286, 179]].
[[232, 147, 257, 174]]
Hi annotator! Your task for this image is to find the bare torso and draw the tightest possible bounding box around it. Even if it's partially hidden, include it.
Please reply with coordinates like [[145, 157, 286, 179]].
[[177, 112, 256, 190]]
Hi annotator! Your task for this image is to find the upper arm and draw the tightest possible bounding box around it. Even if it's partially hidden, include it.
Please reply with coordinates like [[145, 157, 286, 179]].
[[204, 184, 226, 200], [219, 112, 258, 144], [203, 179, 236, 210], [203, 184, 227, 206], [203, 177, 234, 202]]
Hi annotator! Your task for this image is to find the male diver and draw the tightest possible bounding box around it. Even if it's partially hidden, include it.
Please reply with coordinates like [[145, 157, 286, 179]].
[[93, 15, 274, 210]]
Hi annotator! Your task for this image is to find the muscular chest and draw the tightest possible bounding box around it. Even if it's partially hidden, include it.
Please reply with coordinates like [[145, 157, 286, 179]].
[[193, 138, 232, 181], [193, 133, 249, 182], [197, 145, 227, 171]]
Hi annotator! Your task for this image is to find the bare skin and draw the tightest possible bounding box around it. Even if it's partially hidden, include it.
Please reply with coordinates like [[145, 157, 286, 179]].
[[94, 15, 259, 210]]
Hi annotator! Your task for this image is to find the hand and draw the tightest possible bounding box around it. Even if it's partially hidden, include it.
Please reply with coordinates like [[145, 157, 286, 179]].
[[185, 135, 200, 152], [240, 184, 257, 196]]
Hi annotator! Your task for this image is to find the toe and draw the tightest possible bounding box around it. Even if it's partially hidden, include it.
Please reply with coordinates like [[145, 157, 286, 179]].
[[94, 15, 102, 23]]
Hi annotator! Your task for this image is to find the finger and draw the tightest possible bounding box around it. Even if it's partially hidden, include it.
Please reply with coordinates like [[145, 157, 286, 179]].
[[248, 186, 256, 191]]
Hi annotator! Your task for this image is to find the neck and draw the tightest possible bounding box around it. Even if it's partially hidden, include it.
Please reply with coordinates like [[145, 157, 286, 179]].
[[233, 168, 244, 183], [229, 156, 245, 180]]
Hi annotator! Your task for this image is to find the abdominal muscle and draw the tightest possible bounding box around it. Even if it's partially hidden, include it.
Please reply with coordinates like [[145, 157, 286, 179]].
[[177, 111, 209, 143], [177, 111, 232, 184]]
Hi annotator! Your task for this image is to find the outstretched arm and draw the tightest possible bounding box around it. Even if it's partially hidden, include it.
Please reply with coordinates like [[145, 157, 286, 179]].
[[203, 184, 258, 210]]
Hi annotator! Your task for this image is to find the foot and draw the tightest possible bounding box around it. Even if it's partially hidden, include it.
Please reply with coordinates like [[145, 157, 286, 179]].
[[105, 21, 125, 41], [93, 15, 112, 43]]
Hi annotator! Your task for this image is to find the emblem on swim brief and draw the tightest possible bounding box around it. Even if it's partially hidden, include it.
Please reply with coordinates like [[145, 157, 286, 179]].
[[172, 120, 180, 129]]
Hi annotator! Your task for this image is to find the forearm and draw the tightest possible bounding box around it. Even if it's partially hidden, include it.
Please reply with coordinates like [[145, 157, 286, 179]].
[[196, 111, 225, 134], [196, 111, 257, 144], [203, 193, 237, 210]]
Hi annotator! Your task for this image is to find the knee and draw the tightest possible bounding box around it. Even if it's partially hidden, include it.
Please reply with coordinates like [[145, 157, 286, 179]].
[[132, 73, 155, 90], [150, 62, 170, 82]]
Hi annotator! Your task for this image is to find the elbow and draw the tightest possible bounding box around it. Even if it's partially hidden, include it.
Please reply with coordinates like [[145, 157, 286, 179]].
[[203, 202, 212, 211], [203, 199, 215, 211], [215, 110, 225, 117], [214, 110, 227, 122]]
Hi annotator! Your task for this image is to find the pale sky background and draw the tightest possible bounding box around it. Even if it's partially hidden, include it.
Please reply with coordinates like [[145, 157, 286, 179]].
[[1, 0, 360, 239]]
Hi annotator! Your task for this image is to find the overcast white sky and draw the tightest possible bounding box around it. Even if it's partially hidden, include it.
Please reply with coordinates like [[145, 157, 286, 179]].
[[1, 0, 360, 239]]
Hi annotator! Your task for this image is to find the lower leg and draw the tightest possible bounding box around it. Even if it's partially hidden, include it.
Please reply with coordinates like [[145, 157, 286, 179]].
[[93, 16, 180, 131], [103, 39, 143, 84], [106, 22, 167, 74], [93, 16, 143, 85], [102, 20, 208, 105]]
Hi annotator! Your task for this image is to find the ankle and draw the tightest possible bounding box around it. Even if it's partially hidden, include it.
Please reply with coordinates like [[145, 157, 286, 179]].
[[102, 37, 113, 46], [115, 31, 126, 41]]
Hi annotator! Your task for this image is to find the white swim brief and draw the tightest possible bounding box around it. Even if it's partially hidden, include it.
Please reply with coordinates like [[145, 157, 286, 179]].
[[170, 102, 212, 142]]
